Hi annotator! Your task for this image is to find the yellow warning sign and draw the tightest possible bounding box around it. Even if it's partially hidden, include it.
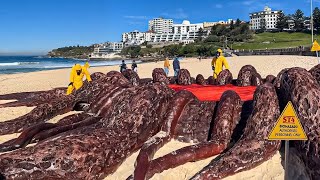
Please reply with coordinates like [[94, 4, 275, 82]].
[[311, 40, 320, 51], [268, 101, 307, 140]]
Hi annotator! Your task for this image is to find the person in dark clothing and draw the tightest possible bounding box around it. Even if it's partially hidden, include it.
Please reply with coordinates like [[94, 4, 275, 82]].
[[131, 60, 138, 73], [173, 56, 180, 77], [120, 60, 127, 73]]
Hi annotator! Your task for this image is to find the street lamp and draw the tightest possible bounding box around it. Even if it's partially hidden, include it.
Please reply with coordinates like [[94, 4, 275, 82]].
[[311, 0, 314, 43]]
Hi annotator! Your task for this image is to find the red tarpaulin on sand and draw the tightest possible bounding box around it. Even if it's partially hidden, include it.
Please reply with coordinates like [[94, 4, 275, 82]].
[[169, 84, 256, 101]]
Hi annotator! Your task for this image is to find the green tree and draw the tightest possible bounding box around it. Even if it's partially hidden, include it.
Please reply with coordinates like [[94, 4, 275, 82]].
[[146, 44, 153, 48], [196, 27, 205, 42], [230, 20, 235, 30], [293, 9, 304, 31], [204, 35, 220, 42], [313, 7, 320, 31], [276, 11, 288, 31], [235, 18, 241, 27]]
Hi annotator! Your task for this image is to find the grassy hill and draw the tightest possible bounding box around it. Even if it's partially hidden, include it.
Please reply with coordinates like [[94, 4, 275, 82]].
[[232, 32, 320, 50]]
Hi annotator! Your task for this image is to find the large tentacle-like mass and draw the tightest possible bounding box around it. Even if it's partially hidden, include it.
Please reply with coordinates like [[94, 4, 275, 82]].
[[0, 96, 75, 135], [216, 70, 233, 85], [142, 90, 242, 180], [0, 88, 66, 108], [309, 64, 320, 85], [122, 69, 140, 86], [276, 67, 320, 179], [0, 73, 130, 136], [196, 74, 206, 85], [132, 90, 195, 180], [236, 65, 258, 86], [177, 69, 192, 85], [0, 72, 105, 108], [191, 83, 281, 180], [152, 68, 169, 84], [0, 84, 173, 179]]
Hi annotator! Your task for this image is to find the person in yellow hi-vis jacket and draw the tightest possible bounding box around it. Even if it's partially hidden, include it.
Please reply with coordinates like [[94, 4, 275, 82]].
[[211, 49, 230, 79], [66, 63, 92, 95]]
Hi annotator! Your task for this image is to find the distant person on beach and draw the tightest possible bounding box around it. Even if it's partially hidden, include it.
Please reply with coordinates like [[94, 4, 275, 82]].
[[132, 60, 138, 73], [120, 60, 127, 73], [163, 57, 170, 76], [173, 56, 180, 77], [66, 63, 92, 95], [211, 49, 230, 79]]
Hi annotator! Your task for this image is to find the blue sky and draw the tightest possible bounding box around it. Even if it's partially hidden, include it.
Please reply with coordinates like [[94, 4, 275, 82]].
[[0, 0, 317, 55]]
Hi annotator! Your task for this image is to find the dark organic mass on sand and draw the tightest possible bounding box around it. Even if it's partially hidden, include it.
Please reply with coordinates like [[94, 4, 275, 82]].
[[0, 64, 319, 180]]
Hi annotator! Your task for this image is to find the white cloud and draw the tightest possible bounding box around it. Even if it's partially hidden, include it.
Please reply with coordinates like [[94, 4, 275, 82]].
[[242, 0, 255, 5], [161, 8, 188, 20], [215, 4, 223, 8], [123, 15, 148, 20]]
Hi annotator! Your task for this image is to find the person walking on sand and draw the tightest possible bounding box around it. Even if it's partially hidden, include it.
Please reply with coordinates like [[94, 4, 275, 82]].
[[163, 57, 170, 76], [211, 49, 230, 79], [120, 60, 127, 73], [132, 60, 138, 73], [66, 63, 92, 95], [173, 56, 180, 77]]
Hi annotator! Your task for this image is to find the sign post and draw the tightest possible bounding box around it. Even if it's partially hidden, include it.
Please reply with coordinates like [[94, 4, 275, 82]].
[[311, 40, 320, 64], [268, 101, 307, 180]]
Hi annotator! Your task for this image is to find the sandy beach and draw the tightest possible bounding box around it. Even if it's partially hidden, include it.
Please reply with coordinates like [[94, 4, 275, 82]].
[[0, 55, 316, 179]]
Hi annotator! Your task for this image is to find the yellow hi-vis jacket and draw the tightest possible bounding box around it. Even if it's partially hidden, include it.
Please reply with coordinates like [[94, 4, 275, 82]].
[[164, 58, 170, 68], [211, 56, 230, 79], [66, 65, 92, 95]]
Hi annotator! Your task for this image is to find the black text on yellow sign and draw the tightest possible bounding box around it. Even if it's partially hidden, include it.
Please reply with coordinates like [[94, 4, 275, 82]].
[[268, 101, 307, 140]]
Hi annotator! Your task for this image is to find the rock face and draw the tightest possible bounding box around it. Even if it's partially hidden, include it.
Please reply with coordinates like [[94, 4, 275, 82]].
[[196, 74, 206, 85], [216, 70, 233, 85], [122, 69, 140, 86], [237, 65, 258, 86], [191, 83, 281, 179], [265, 75, 276, 84], [177, 69, 192, 85], [152, 68, 169, 85], [275, 67, 320, 179], [309, 64, 320, 85]]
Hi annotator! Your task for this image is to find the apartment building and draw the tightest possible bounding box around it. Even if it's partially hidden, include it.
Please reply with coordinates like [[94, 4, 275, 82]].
[[172, 20, 203, 34], [249, 6, 281, 30], [122, 30, 154, 45], [148, 18, 173, 33], [93, 42, 124, 54]]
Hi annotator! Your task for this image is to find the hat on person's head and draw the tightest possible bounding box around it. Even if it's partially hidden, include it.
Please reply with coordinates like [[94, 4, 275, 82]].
[[74, 64, 82, 71], [217, 49, 223, 53]]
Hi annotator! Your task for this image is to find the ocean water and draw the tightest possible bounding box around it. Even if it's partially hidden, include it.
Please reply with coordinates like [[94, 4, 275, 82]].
[[0, 56, 135, 74]]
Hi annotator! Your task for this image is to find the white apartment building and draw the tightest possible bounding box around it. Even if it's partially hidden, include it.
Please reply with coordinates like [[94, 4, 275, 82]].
[[122, 30, 154, 45], [250, 6, 281, 30], [172, 20, 203, 34], [93, 42, 123, 54], [148, 18, 173, 33], [149, 20, 205, 43], [149, 31, 200, 43], [203, 19, 235, 28]]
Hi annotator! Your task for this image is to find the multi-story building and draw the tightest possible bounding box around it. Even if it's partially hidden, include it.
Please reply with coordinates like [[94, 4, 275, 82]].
[[249, 6, 282, 30], [149, 32, 200, 43], [172, 20, 203, 34], [149, 20, 207, 43], [203, 19, 236, 31], [148, 17, 173, 33], [93, 42, 124, 54], [122, 30, 154, 46]]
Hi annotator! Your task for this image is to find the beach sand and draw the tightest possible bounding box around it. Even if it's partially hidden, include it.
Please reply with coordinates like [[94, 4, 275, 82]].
[[0, 55, 316, 179]]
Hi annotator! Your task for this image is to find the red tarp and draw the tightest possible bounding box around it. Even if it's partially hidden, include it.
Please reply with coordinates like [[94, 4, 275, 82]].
[[169, 84, 257, 101]]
